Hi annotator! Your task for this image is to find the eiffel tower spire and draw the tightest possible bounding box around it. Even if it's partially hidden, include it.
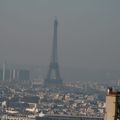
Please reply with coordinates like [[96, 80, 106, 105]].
[[51, 17, 58, 64], [44, 18, 63, 86]]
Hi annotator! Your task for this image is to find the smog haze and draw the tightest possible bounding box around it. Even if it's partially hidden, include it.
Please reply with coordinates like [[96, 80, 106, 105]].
[[0, 0, 120, 70]]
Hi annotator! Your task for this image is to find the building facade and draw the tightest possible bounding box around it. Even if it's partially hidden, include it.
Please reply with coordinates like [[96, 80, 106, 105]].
[[104, 88, 120, 120]]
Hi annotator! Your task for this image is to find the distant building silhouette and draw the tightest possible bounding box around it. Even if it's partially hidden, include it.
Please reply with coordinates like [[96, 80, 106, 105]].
[[0, 68, 30, 83], [45, 18, 63, 87], [0, 69, 10, 81], [18, 69, 30, 82], [2, 62, 6, 81]]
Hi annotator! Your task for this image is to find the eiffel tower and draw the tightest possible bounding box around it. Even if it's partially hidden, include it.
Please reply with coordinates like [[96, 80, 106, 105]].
[[44, 18, 63, 87]]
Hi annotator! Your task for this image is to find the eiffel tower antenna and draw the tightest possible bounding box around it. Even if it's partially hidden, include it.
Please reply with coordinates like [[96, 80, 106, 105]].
[[44, 18, 63, 87]]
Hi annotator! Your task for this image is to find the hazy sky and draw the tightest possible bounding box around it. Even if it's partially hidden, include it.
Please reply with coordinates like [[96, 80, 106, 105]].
[[0, 0, 120, 70]]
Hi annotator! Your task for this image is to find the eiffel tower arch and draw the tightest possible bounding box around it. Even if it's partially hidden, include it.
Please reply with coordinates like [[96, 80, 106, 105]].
[[44, 18, 63, 87]]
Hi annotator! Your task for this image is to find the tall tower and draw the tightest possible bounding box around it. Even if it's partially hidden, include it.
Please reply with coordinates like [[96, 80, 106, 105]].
[[44, 18, 63, 87]]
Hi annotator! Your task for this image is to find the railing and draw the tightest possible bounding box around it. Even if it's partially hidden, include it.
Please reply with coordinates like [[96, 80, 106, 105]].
[[0, 115, 103, 120], [0, 115, 35, 120], [36, 115, 103, 120]]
